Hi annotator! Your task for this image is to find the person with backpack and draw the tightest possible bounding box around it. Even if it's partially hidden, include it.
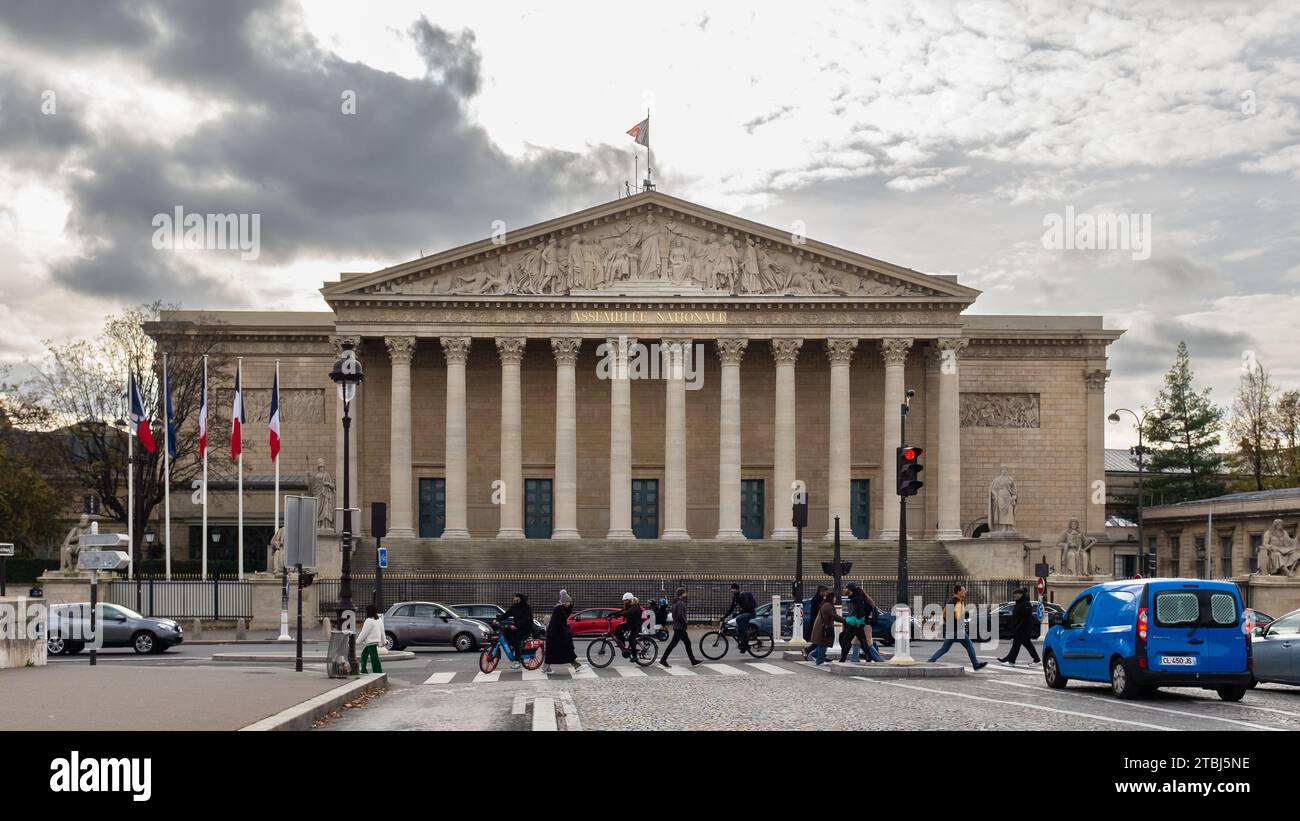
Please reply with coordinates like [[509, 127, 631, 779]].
[[722, 583, 759, 653], [998, 587, 1041, 666], [926, 584, 988, 670], [839, 582, 883, 663]]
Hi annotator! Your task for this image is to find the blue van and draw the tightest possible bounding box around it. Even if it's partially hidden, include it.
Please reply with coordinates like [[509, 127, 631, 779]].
[[1042, 578, 1252, 701]]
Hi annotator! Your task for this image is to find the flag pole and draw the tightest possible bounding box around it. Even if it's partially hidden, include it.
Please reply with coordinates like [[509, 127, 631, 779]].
[[127, 371, 135, 581], [163, 353, 172, 581], [237, 357, 244, 581], [201, 355, 208, 582], [646, 107, 652, 189], [274, 359, 280, 549]]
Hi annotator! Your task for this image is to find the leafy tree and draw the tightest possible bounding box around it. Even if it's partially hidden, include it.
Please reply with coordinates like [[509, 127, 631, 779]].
[[1226, 360, 1279, 491], [1143, 341, 1227, 503]]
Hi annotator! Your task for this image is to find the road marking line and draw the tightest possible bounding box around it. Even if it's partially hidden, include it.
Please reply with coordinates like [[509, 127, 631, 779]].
[[532, 697, 557, 731], [570, 666, 598, 679], [702, 663, 747, 676], [472, 671, 501, 683], [614, 666, 648, 678], [422, 672, 455, 685], [511, 694, 528, 715], [862, 678, 1179, 731], [748, 663, 794, 675], [558, 692, 583, 732], [986, 679, 1285, 731], [659, 665, 698, 676], [522, 669, 548, 681]]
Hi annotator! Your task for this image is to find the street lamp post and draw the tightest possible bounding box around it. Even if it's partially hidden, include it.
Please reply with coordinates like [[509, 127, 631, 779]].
[[1108, 408, 1172, 578], [329, 340, 364, 660]]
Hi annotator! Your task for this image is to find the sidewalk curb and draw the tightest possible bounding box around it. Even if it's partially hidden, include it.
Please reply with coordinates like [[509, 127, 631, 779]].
[[186, 640, 323, 646], [238, 673, 387, 731]]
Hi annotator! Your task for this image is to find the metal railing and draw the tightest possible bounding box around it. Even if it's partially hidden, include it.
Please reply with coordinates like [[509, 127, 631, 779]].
[[106, 578, 253, 620], [315, 573, 1033, 623]]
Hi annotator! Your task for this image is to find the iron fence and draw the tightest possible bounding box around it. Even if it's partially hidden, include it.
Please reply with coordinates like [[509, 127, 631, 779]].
[[315, 573, 1033, 625], [106, 578, 253, 620]]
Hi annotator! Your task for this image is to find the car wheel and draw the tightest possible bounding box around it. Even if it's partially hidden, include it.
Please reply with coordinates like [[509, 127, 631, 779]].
[[132, 632, 156, 655], [1043, 651, 1068, 689], [453, 632, 477, 652], [1110, 657, 1140, 699], [47, 636, 67, 656], [1247, 677, 1258, 689], [384, 632, 401, 651], [1216, 686, 1246, 702]]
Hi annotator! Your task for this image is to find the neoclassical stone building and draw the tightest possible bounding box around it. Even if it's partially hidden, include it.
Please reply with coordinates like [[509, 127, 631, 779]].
[[150, 191, 1123, 566]]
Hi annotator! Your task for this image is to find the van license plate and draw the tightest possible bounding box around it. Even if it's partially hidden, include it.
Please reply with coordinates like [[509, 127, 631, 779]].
[[1163, 655, 1196, 666]]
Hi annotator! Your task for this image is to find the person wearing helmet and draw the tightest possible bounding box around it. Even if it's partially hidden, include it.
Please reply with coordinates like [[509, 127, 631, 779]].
[[610, 593, 643, 660]]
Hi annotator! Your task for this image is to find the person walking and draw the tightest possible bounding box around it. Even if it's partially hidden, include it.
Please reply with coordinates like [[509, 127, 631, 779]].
[[357, 604, 384, 675], [808, 589, 843, 665], [660, 587, 702, 667], [927, 584, 987, 670], [802, 584, 829, 649], [544, 589, 583, 674], [839, 582, 883, 663], [503, 592, 535, 669], [998, 588, 1042, 667]]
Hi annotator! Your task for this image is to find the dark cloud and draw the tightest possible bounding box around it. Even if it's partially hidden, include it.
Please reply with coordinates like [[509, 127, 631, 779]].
[[0, 0, 626, 306], [1109, 318, 1254, 378]]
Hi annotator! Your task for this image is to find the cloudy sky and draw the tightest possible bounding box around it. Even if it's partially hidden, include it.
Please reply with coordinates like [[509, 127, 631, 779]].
[[1, 0, 1298, 446]]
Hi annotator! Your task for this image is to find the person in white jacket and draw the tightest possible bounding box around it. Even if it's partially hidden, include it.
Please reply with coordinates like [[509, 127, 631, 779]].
[[358, 605, 385, 674]]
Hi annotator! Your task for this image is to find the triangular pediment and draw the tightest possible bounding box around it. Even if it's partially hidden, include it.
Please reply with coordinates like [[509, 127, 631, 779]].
[[322, 191, 980, 302]]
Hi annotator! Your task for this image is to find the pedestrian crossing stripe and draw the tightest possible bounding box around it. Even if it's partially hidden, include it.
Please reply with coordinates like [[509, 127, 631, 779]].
[[614, 666, 648, 678], [702, 663, 745, 676], [660, 666, 697, 676], [424, 662, 802, 684], [422, 672, 455, 685], [472, 671, 501, 683], [748, 662, 794, 675]]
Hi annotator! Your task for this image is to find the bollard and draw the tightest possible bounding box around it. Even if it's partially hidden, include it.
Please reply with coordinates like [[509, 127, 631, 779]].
[[790, 601, 806, 647], [235, 618, 247, 641], [888, 604, 915, 665], [771, 594, 782, 644], [321, 617, 332, 639], [190, 618, 202, 640]]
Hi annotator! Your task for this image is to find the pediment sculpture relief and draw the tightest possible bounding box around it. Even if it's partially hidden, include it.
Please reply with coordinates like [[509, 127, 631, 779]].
[[371, 213, 931, 298]]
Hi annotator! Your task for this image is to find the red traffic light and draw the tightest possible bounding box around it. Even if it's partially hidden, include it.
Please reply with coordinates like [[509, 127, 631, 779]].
[[902, 447, 922, 461]]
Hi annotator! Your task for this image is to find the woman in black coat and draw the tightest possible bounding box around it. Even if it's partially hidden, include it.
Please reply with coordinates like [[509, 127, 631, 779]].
[[503, 593, 535, 668], [544, 589, 583, 673], [998, 588, 1041, 666]]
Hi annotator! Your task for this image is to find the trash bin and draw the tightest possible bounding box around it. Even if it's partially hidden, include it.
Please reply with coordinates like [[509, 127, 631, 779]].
[[326, 630, 355, 678]]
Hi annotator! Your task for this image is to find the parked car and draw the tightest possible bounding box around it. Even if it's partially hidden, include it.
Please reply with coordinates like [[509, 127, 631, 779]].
[[727, 599, 793, 638], [451, 603, 545, 636], [382, 601, 491, 651], [800, 596, 909, 646], [1251, 607, 1300, 687], [1043, 579, 1252, 701], [567, 607, 626, 636], [46, 602, 183, 655], [991, 600, 1064, 638], [1246, 608, 1275, 632]]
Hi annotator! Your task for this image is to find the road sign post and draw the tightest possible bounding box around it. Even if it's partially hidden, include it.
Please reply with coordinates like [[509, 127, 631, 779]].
[[77, 536, 129, 668], [0, 543, 12, 597]]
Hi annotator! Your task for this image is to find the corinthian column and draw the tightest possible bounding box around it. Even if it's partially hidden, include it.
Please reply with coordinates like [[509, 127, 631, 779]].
[[770, 338, 803, 540], [606, 336, 636, 539], [715, 338, 748, 539], [384, 337, 416, 538], [825, 338, 858, 540], [662, 337, 692, 540], [878, 337, 913, 539], [1084, 368, 1111, 536], [550, 338, 582, 539], [936, 338, 968, 540], [440, 337, 472, 539], [496, 337, 526, 539]]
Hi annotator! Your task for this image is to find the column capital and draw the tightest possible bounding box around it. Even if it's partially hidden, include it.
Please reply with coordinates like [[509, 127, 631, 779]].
[[770, 337, 804, 365], [550, 336, 582, 365], [495, 336, 527, 365], [1084, 368, 1111, 391], [880, 337, 914, 367], [716, 337, 748, 365], [603, 335, 638, 352], [825, 337, 859, 365], [440, 336, 472, 365], [384, 336, 416, 364], [330, 335, 357, 355], [929, 337, 968, 372]]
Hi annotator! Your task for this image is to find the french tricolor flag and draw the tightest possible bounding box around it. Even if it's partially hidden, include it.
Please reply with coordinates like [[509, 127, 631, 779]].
[[198, 366, 208, 458], [129, 371, 157, 454], [230, 363, 246, 459], [268, 369, 281, 462]]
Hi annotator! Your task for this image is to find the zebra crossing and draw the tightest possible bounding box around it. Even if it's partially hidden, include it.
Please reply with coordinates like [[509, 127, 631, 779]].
[[422, 660, 803, 686]]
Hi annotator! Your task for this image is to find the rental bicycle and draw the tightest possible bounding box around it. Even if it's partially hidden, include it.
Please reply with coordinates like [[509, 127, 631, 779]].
[[479, 620, 545, 673], [699, 621, 773, 660], [586, 624, 659, 668]]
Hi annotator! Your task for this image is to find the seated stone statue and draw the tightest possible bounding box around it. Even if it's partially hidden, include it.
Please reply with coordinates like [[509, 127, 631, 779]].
[[59, 513, 93, 572], [1257, 519, 1300, 577], [1056, 517, 1097, 576]]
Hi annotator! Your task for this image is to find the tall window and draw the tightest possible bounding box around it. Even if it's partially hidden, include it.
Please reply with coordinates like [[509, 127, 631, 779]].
[[1250, 533, 1263, 573], [1169, 535, 1181, 576], [1219, 534, 1233, 578], [1194, 536, 1206, 579]]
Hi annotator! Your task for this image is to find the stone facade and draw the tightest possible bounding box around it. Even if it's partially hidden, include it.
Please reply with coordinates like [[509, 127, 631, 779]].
[[146, 191, 1124, 562]]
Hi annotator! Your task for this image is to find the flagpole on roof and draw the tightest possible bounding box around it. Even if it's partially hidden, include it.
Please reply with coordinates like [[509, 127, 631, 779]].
[[273, 359, 280, 548], [201, 355, 208, 581], [237, 357, 244, 581], [646, 107, 652, 190], [127, 370, 134, 581], [163, 353, 171, 581]]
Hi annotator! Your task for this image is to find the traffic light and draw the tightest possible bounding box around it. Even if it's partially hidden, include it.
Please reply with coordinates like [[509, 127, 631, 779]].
[[896, 445, 924, 497]]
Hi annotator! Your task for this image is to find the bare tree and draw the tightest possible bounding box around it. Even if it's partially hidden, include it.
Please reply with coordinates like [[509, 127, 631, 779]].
[[1276, 390, 1300, 487], [24, 303, 235, 557], [1227, 360, 1278, 492]]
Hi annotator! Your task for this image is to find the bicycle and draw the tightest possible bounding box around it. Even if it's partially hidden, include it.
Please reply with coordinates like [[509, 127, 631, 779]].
[[585, 622, 659, 668], [479, 620, 545, 674], [699, 621, 773, 660]]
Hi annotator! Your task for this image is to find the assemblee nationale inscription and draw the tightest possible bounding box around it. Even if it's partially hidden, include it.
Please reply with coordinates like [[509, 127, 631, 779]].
[[570, 309, 727, 324]]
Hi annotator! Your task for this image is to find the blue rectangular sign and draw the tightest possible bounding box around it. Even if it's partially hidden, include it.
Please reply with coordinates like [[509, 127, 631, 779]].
[[377, 547, 388, 569]]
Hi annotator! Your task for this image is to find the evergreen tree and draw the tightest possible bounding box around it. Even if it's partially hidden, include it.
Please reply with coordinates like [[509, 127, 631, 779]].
[[1143, 341, 1227, 503]]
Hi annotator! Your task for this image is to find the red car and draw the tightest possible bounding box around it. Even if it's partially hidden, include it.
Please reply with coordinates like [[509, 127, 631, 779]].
[[567, 607, 625, 636]]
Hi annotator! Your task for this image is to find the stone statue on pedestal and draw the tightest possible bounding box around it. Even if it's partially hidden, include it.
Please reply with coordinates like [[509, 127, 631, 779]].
[[59, 513, 93, 571], [1256, 519, 1300, 577], [267, 527, 284, 575], [987, 466, 1019, 534], [1056, 518, 1098, 576], [307, 458, 336, 532]]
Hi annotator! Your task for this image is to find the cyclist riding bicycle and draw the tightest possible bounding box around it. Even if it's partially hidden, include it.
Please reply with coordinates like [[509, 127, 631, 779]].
[[611, 593, 643, 659], [501, 592, 534, 669], [722, 583, 758, 652]]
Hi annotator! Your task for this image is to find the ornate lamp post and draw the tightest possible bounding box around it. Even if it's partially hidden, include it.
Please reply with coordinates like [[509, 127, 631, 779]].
[[329, 339, 364, 627], [1108, 408, 1172, 577]]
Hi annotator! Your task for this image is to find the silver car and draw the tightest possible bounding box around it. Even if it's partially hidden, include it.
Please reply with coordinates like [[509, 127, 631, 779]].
[[46, 602, 184, 655], [382, 601, 490, 652], [1252, 607, 1300, 686]]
